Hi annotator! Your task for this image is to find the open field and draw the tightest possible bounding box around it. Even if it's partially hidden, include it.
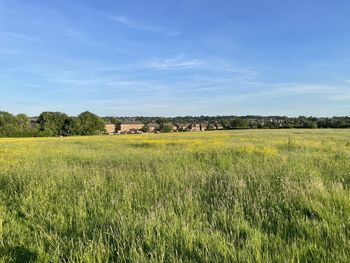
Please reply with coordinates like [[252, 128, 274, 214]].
[[0, 130, 350, 262]]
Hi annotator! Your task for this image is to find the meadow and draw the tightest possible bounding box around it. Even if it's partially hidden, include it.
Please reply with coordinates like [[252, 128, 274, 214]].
[[0, 130, 350, 262]]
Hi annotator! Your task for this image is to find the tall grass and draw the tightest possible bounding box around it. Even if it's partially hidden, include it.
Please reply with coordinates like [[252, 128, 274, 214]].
[[0, 130, 350, 262]]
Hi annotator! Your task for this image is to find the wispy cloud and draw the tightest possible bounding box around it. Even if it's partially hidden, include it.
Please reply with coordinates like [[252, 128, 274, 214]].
[[229, 83, 349, 102], [166, 31, 182, 37], [101, 12, 181, 36], [109, 15, 160, 32], [108, 14, 161, 31], [110, 15, 130, 24], [147, 56, 203, 70]]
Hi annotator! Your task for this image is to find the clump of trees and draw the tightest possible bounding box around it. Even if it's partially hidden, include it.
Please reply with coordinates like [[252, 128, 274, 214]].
[[36, 111, 105, 136], [141, 124, 150, 133], [0, 111, 36, 137], [230, 118, 249, 129], [160, 124, 174, 133], [0, 111, 105, 137]]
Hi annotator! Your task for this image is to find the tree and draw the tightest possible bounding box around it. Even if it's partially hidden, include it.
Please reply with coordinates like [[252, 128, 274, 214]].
[[64, 117, 81, 136], [156, 118, 167, 126], [303, 120, 318, 129], [0, 111, 17, 136], [15, 113, 36, 136], [78, 111, 105, 135], [16, 114, 30, 130], [110, 117, 120, 124], [220, 119, 230, 129], [141, 124, 150, 133], [161, 123, 173, 133], [37, 112, 68, 136], [230, 117, 249, 129]]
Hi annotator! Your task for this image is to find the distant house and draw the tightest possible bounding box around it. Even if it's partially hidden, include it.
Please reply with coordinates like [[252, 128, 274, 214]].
[[176, 123, 190, 131], [128, 128, 142, 134], [208, 123, 216, 130], [188, 123, 208, 132], [162, 123, 178, 132], [147, 123, 160, 132], [200, 122, 209, 131], [116, 122, 144, 133], [208, 123, 223, 130], [189, 123, 201, 132], [170, 123, 178, 132], [215, 123, 224, 130], [105, 122, 116, 134]]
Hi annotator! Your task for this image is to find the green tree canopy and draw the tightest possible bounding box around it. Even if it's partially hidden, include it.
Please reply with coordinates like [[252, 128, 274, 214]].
[[109, 117, 120, 124], [141, 124, 150, 133], [37, 112, 68, 136], [230, 118, 249, 129], [161, 123, 173, 133], [78, 111, 105, 135], [64, 117, 81, 136], [0, 111, 18, 136], [16, 114, 30, 130]]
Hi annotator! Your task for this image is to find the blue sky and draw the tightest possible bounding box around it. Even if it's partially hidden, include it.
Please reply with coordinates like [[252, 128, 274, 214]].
[[0, 0, 350, 116]]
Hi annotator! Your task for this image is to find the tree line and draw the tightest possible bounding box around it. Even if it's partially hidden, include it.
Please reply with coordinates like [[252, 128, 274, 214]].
[[106, 115, 350, 129], [1, 110, 350, 137], [0, 111, 105, 137]]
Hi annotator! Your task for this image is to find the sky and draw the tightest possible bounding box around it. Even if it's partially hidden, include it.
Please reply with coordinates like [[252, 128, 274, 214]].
[[0, 0, 350, 117]]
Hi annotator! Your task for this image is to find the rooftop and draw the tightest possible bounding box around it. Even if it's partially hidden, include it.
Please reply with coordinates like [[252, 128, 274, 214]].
[[118, 121, 144, 125]]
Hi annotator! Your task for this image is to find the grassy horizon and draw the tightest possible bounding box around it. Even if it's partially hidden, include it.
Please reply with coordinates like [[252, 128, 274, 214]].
[[1, 130, 350, 262]]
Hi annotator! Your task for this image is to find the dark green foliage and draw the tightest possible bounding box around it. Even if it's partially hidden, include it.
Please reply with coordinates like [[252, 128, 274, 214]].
[[161, 123, 173, 133], [63, 117, 81, 136], [0, 112, 36, 137], [77, 111, 105, 135], [0, 111, 18, 136], [141, 124, 150, 133], [109, 117, 119, 124], [230, 117, 249, 129], [15, 114, 31, 130], [0, 110, 106, 137], [37, 111, 69, 136], [6, 246, 38, 263], [221, 119, 231, 129]]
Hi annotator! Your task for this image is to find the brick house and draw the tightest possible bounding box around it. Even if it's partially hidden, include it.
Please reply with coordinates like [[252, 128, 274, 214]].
[[176, 123, 190, 131], [170, 123, 178, 132], [147, 123, 160, 132], [189, 123, 201, 132], [200, 122, 209, 131], [104, 122, 116, 134], [215, 123, 224, 129], [116, 122, 144, 133]]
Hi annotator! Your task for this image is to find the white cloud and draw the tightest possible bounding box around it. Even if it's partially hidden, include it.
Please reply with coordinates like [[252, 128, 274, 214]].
[[110, 15, 130, 24], [166, 31, 182, 37], [229, 84, 349, 102], [148, 57, 203, 70], [101, 12, 181, 36], [105, 14, 164, 32]]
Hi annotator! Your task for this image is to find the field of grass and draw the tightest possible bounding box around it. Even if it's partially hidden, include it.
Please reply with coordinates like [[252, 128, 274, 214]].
[[0, 130, 350, 262]]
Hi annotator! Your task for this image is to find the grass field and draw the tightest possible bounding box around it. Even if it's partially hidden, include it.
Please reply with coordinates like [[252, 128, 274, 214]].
[[0, 130, 350, 262]]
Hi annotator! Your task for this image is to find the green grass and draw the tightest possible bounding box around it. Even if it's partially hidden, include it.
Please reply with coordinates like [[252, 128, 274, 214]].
[[0, 130, 350, 262]]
